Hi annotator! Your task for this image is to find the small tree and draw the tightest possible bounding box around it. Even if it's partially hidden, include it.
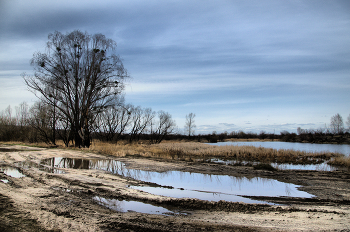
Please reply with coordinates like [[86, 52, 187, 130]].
[[330, 113, 344, 134], [185, 113, 196, 137]]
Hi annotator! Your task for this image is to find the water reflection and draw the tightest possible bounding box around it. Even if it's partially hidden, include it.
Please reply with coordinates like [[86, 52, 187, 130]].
[[131, 186, 271, 204], [93, 196, 185, 215], [16, 160, 65, 174], [40, 157, 124, 172], [0, 167, 26, 178]]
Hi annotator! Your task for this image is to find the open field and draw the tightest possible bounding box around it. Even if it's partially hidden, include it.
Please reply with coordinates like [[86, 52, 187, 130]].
[[0, 142, 350, 231]]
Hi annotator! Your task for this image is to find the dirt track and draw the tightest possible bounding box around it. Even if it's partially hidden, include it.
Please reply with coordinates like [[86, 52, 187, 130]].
[[0, 145, 350, 231]]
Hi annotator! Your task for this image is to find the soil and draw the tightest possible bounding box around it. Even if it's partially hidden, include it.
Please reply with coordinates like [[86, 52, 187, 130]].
[[0, 145, 349, 231]]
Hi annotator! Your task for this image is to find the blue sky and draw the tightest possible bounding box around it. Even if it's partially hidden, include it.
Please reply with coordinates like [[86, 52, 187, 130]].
[[1, 0, 349, 134]]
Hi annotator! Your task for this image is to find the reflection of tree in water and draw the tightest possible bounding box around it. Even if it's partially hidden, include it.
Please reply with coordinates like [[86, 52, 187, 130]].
[[285, 184, 292, 196]]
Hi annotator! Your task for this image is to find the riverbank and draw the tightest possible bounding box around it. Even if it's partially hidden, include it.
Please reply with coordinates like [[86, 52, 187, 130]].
[[0, 143, 350, 231]]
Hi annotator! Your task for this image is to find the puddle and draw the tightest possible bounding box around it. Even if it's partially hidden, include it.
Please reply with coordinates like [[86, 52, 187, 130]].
[[93, 196, 188, 215], [131, 186, 270, 204], [128, 172, 313, 203], [39, 157, 122, 172], [0, 167, 26, 178], [40, 157, 314, 204], [1, 179, 9, 183], [16, 160, 66, 174], [209, 158, 339, 171]]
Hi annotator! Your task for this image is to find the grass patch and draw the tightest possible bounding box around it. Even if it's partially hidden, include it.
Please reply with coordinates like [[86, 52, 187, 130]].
[[89, 140, 164, 158]]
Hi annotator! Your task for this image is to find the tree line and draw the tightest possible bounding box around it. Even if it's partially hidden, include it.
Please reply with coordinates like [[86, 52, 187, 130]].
[[170, 113, 350, 144], [0, 101, 176, 145], [1, 102, 349, 145]]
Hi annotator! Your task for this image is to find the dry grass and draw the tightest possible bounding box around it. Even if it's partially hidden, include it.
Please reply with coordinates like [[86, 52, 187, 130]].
[[0, 141, 56, 148], [328, 156, 350, 168], [151, 142, 343, 165], [89, 140, 164, 158], [89, 141, 344, 165]]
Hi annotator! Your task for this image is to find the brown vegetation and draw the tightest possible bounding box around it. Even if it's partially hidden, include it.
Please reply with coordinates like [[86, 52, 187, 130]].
[[86, 141, 348, 167], [152, 142, 343, 165], [328, 156, 350, 168]]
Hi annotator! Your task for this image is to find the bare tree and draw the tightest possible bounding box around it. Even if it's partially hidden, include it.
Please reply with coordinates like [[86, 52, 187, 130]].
[[28, 102, 56, 144], [330, 113, 344, 134], [15, 102, 29, 128], [0, 106, 17, 141], [56, 111, 72, 147], [93, 100, 132, 143], [184, 113, 196, 136], [150, 111, 176, 144], [129, 107, 155, 142], [23, 30, 128, 147], [346, 114, 350, 132]]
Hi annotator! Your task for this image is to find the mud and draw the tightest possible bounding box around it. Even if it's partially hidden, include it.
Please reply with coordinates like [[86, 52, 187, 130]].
[[0, 145, 350, 231]]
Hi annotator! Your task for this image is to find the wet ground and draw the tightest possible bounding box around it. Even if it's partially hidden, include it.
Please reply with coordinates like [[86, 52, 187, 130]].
[[0, 145, 350, 231]]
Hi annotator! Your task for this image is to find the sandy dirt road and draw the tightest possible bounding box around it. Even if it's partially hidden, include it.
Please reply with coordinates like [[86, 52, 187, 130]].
[[0, 145, 349, 231]]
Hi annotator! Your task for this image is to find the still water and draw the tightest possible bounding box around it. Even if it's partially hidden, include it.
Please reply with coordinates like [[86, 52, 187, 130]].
[[0, 166, 26, 178], [208, 141, 350, 156], [93, 196, 189, 215], [40, 157, 314, 204]]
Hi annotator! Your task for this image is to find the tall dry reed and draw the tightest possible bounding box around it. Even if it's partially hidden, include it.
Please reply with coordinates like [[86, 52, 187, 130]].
[[151, 142, 343, 164], [328, 156, 350, 168]]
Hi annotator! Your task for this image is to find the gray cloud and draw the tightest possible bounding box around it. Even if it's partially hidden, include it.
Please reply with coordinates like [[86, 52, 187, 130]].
[[1, 0, 349, 133]]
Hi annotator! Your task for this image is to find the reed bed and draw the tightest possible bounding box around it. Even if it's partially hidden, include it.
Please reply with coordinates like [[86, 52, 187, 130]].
[[328, 156, 350, 168], [71, 141, 350, 168], [89, 141, 163, 158], [151, 142, 343, 165]]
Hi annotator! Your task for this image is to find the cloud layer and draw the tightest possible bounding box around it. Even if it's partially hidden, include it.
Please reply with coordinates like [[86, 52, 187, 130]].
[[1, 0, 350, 133]]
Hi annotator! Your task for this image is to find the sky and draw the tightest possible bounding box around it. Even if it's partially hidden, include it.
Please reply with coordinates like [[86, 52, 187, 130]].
[[1, 0, 350, 134]]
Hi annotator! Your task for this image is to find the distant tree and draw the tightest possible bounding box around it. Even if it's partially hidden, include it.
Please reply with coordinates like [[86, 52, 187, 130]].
[[23, 30, 128, 147], [150, 111, 176, 144], [28, 102, 56, 144], [93, 99, 132, 143], [185, 113, 196, 136], [259, 130, 267, 140], [346, 114, 350, 132], [330, 113, 344, 134], [129, 107, 155, 142], [0, 106, 17, 141]]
